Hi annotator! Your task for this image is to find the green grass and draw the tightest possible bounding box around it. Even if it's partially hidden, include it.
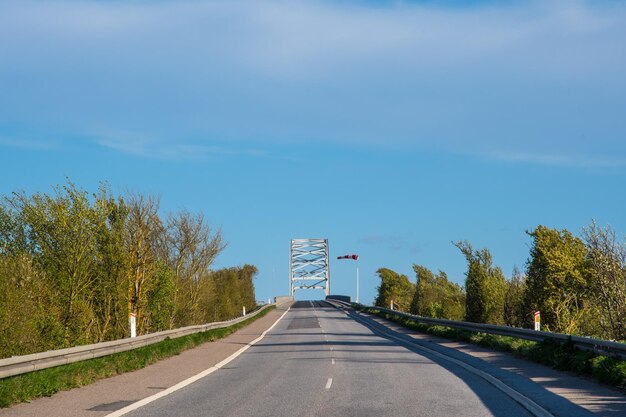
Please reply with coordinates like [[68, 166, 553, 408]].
[[359, 306, 626, 391], [0, 306, 275, 408]]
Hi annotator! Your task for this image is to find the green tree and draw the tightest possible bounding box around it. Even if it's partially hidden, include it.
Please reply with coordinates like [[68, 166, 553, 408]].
[[582, 221, 626, 340], [209, 265, 258, 321], [8, 182, 105, 346], [410, 265, 435, 315], [374, 268, 414, 312], [91, 186, 130, 342], [410, 265, 464, 320], [0, 180, 253, 357], [503, 266, 526, 327], [166, 210, 225, 328], [523, 226, 590, 334], [125, 193, 165, 335], [0, 254, 53, 356], [455, 241, 506, 324], [144, 261, 175, 332], [238, 264, 258, 313]]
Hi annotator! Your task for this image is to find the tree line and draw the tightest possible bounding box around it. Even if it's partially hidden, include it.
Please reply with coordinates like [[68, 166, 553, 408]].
[[0, 181, 258, 359], [374, 222, 626, 341]]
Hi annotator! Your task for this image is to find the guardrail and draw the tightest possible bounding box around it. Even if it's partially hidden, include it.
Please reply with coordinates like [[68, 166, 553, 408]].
[[326, 295, 351, 303], [274, 295, 294, 304], [329, 300, 626, 360], [0, 303, 277, 379]]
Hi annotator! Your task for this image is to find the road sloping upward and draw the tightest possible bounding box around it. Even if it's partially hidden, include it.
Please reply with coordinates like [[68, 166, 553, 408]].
[[117, 301, 564, 417], [3, 301, 625, 417]]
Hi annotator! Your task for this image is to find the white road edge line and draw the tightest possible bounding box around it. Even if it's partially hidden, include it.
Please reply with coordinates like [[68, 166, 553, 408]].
[[105, 307, 292, 417], [325, 378, 333, 389]]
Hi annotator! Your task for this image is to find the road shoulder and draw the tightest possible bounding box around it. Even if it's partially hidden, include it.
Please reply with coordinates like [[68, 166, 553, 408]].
[[358, 310, 626, 416], [0, 305, 290, 417]]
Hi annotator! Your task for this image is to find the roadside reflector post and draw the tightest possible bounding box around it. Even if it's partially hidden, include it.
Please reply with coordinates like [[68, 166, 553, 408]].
[[534, 311, 540, 331], [243, 306, 246, 316], [130, 312, 137, 338], [390, 300, 394, 310]]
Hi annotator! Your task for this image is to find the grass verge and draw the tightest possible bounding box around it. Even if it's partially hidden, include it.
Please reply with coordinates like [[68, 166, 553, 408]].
[[358, 306, 626, 391], [0, 305, 275, 408]]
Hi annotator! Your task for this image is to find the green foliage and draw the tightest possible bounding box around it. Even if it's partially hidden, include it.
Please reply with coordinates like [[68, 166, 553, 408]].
[[206, 265, 258, 322], [144, 262, 175, 333], [504, 266, 527, 328], [523, 226, 590, 334], [374, 268, 415, 312], [10, 182, 106, 346], [591, 356, 626, 387], [0, 306, 274, 408], [0, 180, 255, 359], [165, 209, 226, 328], [455, 241, 506, 324], [582, 221, 626, 341], [0, 256, 49, 356], [373, 221, 625, 341], [410, 265, 465, 320]]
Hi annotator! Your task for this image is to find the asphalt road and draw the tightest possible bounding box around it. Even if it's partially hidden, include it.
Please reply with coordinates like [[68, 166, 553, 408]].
[[117, 301, 554, 417]]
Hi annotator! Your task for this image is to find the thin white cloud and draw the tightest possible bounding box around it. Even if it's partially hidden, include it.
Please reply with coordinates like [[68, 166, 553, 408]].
[[0, 0, 625, 163], [4, 0, 621, 77], [0, 136, 57, 150], [485, 150, 626, 168], [95, 132, 267, 160]]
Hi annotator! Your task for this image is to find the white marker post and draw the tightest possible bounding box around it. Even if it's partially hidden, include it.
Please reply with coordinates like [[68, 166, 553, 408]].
[[130, 312, 137, 338], [534, 311, 540, 331], [243, 306, 246, 316]]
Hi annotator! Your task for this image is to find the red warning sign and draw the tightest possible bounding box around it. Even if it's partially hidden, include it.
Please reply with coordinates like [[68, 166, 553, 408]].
[[534, 311, 540, 331]]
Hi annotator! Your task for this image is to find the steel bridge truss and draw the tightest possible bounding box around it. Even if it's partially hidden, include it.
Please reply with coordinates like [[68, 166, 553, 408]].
[[290, 238, 330, 296]]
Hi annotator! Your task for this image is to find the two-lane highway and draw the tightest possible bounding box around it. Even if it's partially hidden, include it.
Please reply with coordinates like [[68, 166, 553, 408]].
[[114, 301, 546, 417]]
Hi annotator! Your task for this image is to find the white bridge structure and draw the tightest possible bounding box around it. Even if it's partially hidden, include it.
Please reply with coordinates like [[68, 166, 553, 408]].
[[289, 238, 330, 296]]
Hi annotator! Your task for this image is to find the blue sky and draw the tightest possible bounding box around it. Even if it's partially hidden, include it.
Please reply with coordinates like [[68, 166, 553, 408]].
[[1, 0, 625, 304]]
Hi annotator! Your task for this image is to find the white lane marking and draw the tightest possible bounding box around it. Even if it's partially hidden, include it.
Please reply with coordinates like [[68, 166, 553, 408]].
[[105, 307, 292, 417], [325, 378, 333, 389], [331, 358, 335, 365]]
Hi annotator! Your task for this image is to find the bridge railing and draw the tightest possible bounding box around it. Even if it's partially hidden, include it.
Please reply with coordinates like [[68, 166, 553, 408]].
[[328, 300, 626, 360], [0, 303, 276, 380]]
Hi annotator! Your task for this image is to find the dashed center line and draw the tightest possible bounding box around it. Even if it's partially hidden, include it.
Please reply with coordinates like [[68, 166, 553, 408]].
[[331, 358, 336, 365], [325, 378, 333, 389]]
